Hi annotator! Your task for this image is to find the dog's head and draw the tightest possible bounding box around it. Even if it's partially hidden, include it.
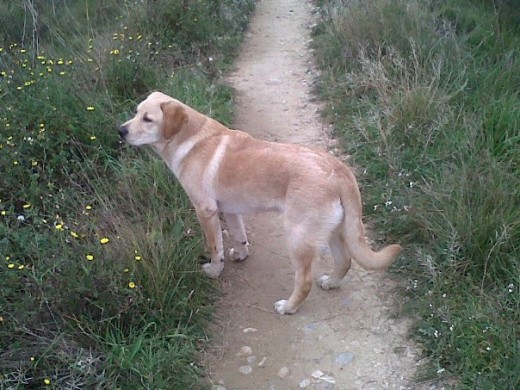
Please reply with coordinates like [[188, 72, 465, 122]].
[[119, 91, 188, 146]]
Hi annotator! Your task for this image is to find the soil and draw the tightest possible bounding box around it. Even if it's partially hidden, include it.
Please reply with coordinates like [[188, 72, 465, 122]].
[[204, 1, 424, 389]]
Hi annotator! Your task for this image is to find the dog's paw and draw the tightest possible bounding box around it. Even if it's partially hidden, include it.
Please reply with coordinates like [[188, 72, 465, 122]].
[[318, 274, 339, 290], [229, 247, 249, 262], [202, 263, 223, 279], [274, 299, 296, 315]]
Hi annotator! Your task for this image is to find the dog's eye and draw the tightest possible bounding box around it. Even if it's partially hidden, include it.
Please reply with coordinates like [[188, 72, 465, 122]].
[[143, 115, 152, 123]]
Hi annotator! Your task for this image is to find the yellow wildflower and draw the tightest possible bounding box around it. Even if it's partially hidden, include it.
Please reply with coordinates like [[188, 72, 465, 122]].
[[100, 237, 110, 244], [86, 254, 94, 261], [70, 231, 80, 238], [18, 265, 25, 270], [44, 378, 51, 385], [86, 106, 95, 111], [128, 281, 136, 289], [55, 224, 64, 231], [7, 264, 15, 269]]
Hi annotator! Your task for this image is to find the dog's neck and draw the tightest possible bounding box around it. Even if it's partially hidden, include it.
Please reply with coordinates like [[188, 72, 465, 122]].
[[151, 116, 217, 178]]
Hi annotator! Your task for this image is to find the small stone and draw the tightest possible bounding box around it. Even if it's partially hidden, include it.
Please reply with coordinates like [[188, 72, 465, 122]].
[[257, 357, 268, 367], [311, 370, 325, 379], [299, 379, 311, 388], [320, 375, 336, 384], [266, 78, 282, 86], [311, 370, 336, 384], [236, 346, 253, 357], [277, 366, 290, 378], [238, 365, 253, 375], [243, 327, 258, 333], [303, 323, 317, 333], [334, 352, 354, 367], [246, 355, 257, 364]]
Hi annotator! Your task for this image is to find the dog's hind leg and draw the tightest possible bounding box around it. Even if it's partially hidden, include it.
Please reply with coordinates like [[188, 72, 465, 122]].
[[224, 213, 249, 261], [318, 230, 352, 290], [274, 239, 315, 315], [274, 217, 318, 314]]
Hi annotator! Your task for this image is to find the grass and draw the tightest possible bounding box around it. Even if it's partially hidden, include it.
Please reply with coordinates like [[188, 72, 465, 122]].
[[0, 0, 254, 388], [312, 0, 519, 388]]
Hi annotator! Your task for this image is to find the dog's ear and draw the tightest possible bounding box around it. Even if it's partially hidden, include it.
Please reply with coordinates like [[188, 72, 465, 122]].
[[160, 101, 188, 139]]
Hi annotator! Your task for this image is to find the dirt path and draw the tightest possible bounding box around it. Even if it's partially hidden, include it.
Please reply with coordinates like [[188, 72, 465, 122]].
[[205, 1, 422, 389]]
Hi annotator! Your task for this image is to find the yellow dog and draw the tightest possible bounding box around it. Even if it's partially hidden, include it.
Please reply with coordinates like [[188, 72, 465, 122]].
[[119, 92, 401, 314]]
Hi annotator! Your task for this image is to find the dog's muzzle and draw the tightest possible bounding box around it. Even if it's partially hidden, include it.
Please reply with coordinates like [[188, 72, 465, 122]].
[[118, 125, 129, 139]]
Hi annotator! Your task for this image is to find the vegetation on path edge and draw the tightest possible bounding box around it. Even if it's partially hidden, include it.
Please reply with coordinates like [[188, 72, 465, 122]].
[[0, 1, 254, 388], [312, 0, 519, 388]]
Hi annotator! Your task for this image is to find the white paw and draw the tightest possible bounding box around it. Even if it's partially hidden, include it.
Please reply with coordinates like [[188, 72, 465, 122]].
[[202, 263, 223, 279], [318, 274, 339, 290], [228, 247, 249, 262], [274, 299, 297, 315], [274, 300, 289, 314]]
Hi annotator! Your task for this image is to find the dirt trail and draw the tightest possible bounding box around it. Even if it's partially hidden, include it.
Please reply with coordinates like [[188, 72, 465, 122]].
[[205, 1, 422, 389]]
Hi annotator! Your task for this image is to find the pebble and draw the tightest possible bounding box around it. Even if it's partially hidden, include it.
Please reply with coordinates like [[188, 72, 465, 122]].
[[311, 370, 336, 384], [277, 366, 290, 378], [303, 323, 317, 333], [238, 365, 253, 375], [334, 352, 354, 367], [299, 379, 311, 388], [257, 356, 268, 367], [243, 327, 258, 333], [236, 346, 253, 357], [246, 355, 257, 364]]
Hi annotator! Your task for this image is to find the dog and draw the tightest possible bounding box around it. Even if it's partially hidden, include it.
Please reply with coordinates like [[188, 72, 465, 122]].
[[119, 92, 401, 314]]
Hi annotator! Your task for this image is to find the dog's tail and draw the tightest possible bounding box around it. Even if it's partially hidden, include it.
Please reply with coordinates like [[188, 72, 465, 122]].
[[338, 172, 402, 270]]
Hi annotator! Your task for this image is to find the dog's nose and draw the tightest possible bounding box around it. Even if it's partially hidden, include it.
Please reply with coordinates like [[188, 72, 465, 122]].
[[118, 125, 129, 139]]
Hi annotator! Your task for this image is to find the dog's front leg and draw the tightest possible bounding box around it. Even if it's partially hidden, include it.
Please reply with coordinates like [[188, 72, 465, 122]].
[[195, 204, 225, 278]]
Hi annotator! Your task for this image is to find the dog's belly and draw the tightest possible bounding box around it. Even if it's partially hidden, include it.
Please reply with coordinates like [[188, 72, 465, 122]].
[[217, 198, 283, 215]]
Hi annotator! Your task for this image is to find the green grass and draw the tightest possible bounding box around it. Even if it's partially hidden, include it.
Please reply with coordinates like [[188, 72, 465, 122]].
[[0, 0, 254, 388], [312, 0, 519, 388]]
